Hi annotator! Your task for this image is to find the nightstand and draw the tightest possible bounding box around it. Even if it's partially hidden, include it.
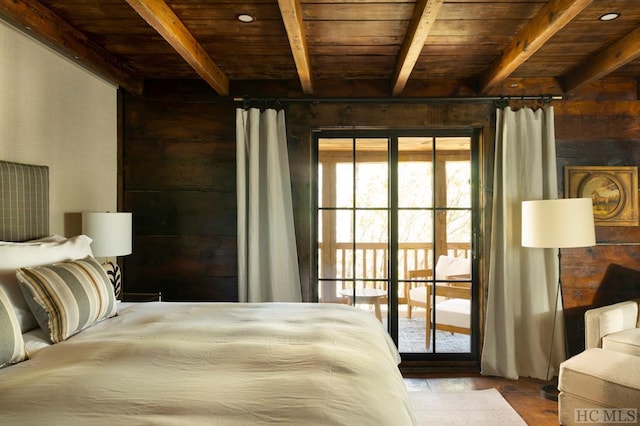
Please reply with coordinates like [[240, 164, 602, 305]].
[[121, 292, 162, 302]]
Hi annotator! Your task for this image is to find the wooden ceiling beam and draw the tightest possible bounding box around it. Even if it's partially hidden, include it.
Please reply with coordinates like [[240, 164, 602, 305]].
[[478, 0, 594, 94], [125, 0, 229, 96], [0, 0, 143, 94], [277, 0, 313, 94], [562, 26, 640, 93], [391, 0, 444, 96]]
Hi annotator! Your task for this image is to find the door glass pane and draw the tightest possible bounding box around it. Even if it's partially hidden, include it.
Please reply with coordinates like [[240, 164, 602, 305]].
[[446, 210, 472, 259], [399, 137, 432, 208], [398, 209, 433, 353], [340, 280, 387, 323], [355, 210, 388, 280], [335, 210, 353, 279], [398, 210, 433, 278], [319, 139, 353, 209], [433, 283, 471, 352], [356, 162, 388, 208], [447, 161, 471, 208], [356, 138, 388, 208], [336, 163, 354, 208], [318, 164, 323, 207]]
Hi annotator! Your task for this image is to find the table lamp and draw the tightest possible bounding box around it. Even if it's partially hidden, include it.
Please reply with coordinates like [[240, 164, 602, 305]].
[[522, 197, 596, 400], [82, 212, 132, 299]]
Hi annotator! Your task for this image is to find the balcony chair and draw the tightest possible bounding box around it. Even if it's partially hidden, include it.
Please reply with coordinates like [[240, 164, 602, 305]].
[[406, 255, 471, 346]]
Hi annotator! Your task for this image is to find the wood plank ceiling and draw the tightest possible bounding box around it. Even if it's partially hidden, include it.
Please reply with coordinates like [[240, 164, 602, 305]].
[[1, 0, 639, 97]]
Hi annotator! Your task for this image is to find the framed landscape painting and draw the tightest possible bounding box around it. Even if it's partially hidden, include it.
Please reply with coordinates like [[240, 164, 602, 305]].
[[565, 166, 639, 226]]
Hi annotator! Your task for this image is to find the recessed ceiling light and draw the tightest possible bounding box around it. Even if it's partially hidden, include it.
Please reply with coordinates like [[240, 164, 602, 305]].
[[236, 14, 255, 23], [599, 12, 620, 21]]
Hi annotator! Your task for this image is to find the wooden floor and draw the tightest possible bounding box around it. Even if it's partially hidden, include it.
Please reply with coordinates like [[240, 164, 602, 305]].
[[403, 372, 559, 425]]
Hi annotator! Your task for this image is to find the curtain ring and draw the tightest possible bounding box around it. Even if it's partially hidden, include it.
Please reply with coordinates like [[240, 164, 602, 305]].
[[494, 97, 508, 109]]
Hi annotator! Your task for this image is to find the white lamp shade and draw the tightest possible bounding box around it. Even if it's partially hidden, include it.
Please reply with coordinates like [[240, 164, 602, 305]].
[[522, 198, 596, 248], [82, 212, 132, 257]]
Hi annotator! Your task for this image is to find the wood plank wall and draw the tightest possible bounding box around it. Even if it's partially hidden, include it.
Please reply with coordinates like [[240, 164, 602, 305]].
[[554, 100, 640, 356], [122, 81, 238, 301], [121, 79, 640, 357]]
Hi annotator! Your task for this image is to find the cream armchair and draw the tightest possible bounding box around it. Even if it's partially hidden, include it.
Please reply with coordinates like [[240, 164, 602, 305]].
[[405, 255, 471, 347], [405, 255, 471, 318], [558, 299, 640, 424], [585, 298, 640, 356]]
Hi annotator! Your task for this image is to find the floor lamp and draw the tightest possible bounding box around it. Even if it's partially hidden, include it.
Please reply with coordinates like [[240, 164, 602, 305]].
[[521, 198, 596, 401]]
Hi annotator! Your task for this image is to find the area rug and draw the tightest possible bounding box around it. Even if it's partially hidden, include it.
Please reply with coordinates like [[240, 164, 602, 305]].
[[409, 388, 527, 425], [397, 316, 470, 353]]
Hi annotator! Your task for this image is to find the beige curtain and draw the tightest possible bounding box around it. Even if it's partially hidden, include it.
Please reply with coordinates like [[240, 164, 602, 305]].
[[481, 106, 564, 380], [236, 108, 302, 303]]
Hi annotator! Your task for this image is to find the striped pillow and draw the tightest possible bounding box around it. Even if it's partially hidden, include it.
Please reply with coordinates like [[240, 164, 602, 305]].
[[0, 288, 27, 368], [16, 256, 118, 343]]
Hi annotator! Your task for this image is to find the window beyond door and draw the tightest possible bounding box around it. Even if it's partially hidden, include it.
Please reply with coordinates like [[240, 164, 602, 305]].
[[316, 131, 478, 359]]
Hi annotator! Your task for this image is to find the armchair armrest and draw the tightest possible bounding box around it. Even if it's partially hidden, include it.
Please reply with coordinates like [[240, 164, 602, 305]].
[[445, 273, 471, 282], [404, 268, 433, 296], [432, 283, 471, 299], [408, 269, 433, 279], [585, 299, 640, 349]]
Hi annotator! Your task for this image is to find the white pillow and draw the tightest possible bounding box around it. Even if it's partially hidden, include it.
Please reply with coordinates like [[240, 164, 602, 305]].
[[27, 235, 67, 243], [0, 235, 93, 332], [434, 255, 471, 280]]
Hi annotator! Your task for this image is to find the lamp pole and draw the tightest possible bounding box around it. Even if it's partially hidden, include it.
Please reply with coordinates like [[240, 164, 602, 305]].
[[522, 198, 596, 401]]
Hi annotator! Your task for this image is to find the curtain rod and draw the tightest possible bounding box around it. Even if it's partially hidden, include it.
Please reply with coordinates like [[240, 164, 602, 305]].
[[234, 95, 562, 105]]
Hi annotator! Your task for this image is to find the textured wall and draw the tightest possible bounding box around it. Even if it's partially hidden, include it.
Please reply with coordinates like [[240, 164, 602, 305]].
[[0, 20, 117, 237]]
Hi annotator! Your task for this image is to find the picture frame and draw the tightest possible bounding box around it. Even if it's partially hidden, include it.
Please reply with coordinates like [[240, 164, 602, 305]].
[[565, 166, 639, 226]]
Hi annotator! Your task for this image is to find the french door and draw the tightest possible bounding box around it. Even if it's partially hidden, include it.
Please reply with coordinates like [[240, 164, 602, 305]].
[[314, 129, 479, 360]]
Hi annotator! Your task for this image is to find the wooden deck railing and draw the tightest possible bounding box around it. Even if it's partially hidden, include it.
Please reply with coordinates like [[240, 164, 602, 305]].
[[318, 242, 471, 300]]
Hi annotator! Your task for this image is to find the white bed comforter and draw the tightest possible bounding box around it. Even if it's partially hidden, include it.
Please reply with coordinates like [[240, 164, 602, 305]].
[[0, 302, 416, 425]]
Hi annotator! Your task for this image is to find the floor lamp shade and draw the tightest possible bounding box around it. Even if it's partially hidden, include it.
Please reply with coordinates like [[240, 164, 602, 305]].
[[82, 212, 132, 258], [522, 198, 596, 249]]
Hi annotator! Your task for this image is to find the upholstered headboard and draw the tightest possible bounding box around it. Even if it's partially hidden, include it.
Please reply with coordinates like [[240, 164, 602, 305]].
[[0, 160, 49, 242]]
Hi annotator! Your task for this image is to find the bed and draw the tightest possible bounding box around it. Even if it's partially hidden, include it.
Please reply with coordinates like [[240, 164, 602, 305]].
[[0, 160, 416, 425]]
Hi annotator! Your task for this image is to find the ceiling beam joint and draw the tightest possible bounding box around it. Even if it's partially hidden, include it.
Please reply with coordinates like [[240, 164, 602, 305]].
[[277, 0, 314, 95], [562, 26, 640, 93], [479, 0, 594, 94], [391, 0, 444, 96], [125, 0, 229, 96]]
